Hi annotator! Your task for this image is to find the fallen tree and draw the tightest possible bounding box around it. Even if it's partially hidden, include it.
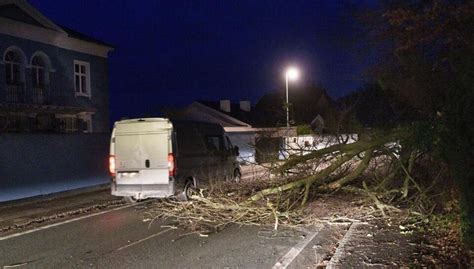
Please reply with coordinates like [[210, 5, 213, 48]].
[[146, 127, 441, 235], [249, 129, 413, 206]]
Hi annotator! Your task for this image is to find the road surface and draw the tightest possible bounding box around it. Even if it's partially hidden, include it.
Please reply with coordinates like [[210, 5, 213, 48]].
[[0, 202, 349, 268], [1, 166, 410, 268]]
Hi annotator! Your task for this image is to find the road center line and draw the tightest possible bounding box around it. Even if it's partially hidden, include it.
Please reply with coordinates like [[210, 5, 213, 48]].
[[0, 204, 136, 241], [117, 227, 175, 251], [272, 224, 324, 269]]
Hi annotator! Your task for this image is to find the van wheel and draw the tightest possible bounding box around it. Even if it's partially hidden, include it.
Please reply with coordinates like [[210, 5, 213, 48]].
[[124, 196, 139, 204], [183, 180, 196, 200], [233, 169, 241, 183]]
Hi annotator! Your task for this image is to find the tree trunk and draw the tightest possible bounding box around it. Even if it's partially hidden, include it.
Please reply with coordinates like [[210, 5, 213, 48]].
[[451, 157, 474, 249]]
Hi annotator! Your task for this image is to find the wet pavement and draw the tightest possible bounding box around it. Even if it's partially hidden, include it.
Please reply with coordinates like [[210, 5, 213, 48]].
[[0, 203, 347, 268]]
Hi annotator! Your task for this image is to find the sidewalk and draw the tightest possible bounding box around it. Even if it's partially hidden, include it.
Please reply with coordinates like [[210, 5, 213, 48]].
[[0, 166, 269, 235], [0, 184, 123, 234], [326, 222, 416, 268]]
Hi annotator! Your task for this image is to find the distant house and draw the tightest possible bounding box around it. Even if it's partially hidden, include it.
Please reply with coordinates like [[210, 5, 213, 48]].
[[177, 100, 297, 164], [0, 0, 114, 133], [310, 114, 325, 133], [178, 101, 257, 163]]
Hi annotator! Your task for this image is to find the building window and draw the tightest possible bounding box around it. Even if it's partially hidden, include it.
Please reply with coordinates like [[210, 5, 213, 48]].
[[4, 48, 26, 103], [31, 56, 46, 88], [31, 55, 49, 104], [4, 50, 22, 85], [74, 60, 91, 97], [57, 113, 93, 133], [58, 116, 78, 133], [78, 113, 93, 133]]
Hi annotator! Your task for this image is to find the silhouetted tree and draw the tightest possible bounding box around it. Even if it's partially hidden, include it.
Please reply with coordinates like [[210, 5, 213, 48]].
[[337, 81, 418, 128], [368, 0, 474, 247], [253, 84, 338, 130]]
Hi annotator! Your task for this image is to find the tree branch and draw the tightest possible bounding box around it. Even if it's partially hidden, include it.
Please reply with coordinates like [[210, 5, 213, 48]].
[[327, 149, 374, 190]]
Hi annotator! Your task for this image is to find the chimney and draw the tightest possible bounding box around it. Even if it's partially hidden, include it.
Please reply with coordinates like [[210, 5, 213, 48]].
[[220, 100, 231, 112], [239, 100, 251, 112]]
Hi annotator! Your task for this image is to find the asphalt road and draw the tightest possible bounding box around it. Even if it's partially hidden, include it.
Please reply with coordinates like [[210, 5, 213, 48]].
[[0, 203, 347, 269]]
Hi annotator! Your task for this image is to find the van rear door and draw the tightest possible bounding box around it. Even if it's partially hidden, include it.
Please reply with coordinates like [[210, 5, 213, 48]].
[[114, 120, 172, 185]]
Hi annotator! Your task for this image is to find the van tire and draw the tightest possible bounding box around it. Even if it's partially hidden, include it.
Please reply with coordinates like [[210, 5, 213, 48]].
[[233, 169, 241, 183], [124, 196, 139, 204], [183, 180, 196, 201]]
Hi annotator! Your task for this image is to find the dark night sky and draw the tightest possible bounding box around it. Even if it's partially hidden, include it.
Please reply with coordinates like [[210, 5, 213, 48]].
[[28, 0, 372, 121]]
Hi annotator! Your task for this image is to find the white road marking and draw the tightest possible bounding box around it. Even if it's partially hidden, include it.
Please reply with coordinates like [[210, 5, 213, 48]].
[[3, 262, 28, 268], [117, 227, 175, 251], [0, 204, 136, 241], [272, 224, 324, 269]]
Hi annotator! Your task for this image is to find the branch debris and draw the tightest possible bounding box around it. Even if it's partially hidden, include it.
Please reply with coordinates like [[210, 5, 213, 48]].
[[145, 181, 310, 236], [145, 128, 447, 236]]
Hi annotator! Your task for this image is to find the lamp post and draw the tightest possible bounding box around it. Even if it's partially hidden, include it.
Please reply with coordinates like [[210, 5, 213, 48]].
[[285, 67, 299, 129]]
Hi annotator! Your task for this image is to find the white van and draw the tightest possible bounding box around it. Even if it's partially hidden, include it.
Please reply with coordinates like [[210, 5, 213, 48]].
[[109, 118, 241, 202]]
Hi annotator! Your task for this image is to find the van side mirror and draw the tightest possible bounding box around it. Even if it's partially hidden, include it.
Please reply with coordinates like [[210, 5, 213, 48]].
[[233, 145, 239, 156]]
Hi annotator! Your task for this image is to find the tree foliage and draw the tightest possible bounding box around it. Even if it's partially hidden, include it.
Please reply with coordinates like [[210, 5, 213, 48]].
[[370, 0, 474, 247], [337, 81, 418, 129]]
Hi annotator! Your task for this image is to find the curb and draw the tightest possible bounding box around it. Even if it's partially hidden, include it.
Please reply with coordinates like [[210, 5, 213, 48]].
[[326, 222, 369, 269]]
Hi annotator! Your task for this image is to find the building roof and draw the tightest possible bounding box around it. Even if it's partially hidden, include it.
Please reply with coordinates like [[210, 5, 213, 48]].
[[0, 0, 114, 57], [176, 101, 298, 135], [198, 101, 256, 126], [60, 25, 114, 48]]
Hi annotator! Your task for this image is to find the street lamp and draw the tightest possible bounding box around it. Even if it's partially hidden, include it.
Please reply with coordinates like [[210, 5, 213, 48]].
[[285, 67, 299, 128]]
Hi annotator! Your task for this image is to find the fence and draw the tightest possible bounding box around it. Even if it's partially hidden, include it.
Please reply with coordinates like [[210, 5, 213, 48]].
[[279, 134, 359, 159]]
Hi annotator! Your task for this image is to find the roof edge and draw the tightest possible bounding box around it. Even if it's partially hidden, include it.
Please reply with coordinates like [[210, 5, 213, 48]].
[[193, 102, 252, 127]]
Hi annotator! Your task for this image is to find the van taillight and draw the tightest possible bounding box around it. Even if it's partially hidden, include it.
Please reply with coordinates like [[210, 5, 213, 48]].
[[109, 155, 116, 176], [168, 153, 176, 177]]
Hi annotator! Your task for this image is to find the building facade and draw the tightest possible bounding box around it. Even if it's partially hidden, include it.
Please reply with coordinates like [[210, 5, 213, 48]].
[[0, 0, 113, 133]]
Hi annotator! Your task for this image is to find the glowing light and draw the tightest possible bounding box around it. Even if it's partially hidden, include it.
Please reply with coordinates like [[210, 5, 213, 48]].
[[109, 155, 116, 176], [285, 67, 299, 81]]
